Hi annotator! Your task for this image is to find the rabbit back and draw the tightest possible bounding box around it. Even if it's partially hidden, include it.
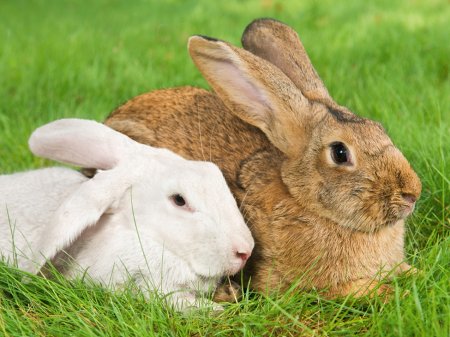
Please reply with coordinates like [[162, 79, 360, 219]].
[[106, 87, 271, 194]]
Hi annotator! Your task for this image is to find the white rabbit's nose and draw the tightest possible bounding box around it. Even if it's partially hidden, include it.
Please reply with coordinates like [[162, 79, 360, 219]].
[[236, 251, 250, 263], [225, 245, 253, 275], [234, 247, 252, 269]]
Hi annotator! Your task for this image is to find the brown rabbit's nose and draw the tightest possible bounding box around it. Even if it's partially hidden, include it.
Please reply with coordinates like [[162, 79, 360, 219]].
[[402, 193, 417, 205]]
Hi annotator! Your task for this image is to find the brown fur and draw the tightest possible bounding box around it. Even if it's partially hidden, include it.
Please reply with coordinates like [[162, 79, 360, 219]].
[[212, 278, 242, 303], [105, 19, 421, 298]]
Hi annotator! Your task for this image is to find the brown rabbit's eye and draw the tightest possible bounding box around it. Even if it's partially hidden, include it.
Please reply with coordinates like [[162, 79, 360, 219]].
[[330, 142, 351, 165], [171, 194, 186, 207]]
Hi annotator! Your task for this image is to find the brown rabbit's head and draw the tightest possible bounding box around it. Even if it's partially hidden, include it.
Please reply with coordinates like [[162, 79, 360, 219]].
[[281, 108, 421, 232], [188, 19, 421, 233]]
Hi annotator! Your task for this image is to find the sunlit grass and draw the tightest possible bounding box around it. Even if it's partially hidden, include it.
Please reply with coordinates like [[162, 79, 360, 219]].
[[0, 0, 449, 335]]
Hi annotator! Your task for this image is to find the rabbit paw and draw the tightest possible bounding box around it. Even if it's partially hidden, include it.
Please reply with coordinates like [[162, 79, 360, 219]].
[[329, 278, 393, 300], [396, 262, 421, 276], [170, 292, 224, 312], [212, 279, 242, 303]]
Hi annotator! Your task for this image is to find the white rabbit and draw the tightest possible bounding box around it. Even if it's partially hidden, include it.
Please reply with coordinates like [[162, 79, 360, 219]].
[[0, 118, 254, 310]]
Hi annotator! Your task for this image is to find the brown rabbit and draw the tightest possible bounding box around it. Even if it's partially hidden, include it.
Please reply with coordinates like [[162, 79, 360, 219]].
[[105, 19, 421, 298]]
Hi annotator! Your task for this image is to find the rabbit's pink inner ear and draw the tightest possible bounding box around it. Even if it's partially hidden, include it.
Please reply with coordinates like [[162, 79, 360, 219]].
[[189, 38, 270, 131], [211, 60, 274, 129], [189, 36, 310, 156]]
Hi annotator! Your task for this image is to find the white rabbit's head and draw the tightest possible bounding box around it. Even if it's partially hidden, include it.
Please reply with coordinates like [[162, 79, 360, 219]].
[[26, 119, 254, 279], [118, 146, 254, 278]]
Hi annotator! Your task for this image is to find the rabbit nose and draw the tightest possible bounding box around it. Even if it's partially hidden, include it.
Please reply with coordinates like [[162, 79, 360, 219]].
[[236, 251, 250, 262], [235, 249, 252, 270], [402, 193, 417, 205]]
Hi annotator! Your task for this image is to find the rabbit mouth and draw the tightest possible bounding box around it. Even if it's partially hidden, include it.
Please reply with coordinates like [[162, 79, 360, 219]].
[[192, 264, 229, 281], [382, 203, 415, 227], [390, 200, 416, 219], [401, 202, 416, 218], [343, 202, 413, 231], [224, 264, 245, 277], [196, 274, 222, 287]]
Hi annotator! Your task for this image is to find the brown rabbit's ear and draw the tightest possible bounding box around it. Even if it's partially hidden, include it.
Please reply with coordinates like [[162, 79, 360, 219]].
[[188, 35, 316, 156], [241, 18, 335, 107]]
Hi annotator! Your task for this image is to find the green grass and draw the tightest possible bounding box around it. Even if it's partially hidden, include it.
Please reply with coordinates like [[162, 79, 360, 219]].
[[0, 0, 449, 335]]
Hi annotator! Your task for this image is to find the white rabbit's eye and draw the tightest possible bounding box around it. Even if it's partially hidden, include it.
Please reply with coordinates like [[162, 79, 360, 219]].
[[171, 194, 186, 207], [330, 142, 351, 165], [169, 194, 195, 212]]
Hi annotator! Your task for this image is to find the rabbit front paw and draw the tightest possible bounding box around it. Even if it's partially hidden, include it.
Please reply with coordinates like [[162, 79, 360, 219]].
[[328, 278, 393, 300], [396, 262, 421, 276], [213, 278, 242, 303], [170, 292, 224, 312]]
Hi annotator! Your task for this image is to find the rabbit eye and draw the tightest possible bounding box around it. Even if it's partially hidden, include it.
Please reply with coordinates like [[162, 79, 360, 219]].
[[170, 194, 194, 213], [330, 142, 351, 165], [171, 194, 186, 207]]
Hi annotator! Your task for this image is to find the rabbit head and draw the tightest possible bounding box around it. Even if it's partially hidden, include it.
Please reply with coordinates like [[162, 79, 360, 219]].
[[188, 23, 421, 234], [25, 119, 254, 280], [122, 151, 254, 278]]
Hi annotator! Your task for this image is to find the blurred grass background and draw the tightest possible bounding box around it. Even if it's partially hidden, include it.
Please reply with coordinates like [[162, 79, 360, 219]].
[[0, 0, 449, 336]]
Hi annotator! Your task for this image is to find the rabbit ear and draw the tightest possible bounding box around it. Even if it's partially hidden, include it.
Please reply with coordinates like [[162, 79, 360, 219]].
[[20, 169, 131, 274], [29, 118, 137, 169], [21, 118, 142, 274], [241, 18, 335, 107], [189, 35, 315, 156]]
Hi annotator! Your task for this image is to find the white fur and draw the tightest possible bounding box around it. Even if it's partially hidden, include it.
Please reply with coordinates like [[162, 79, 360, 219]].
[[0, 119, 254, 310]]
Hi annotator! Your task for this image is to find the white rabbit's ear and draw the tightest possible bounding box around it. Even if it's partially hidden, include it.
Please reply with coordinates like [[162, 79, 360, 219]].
[[20, 169, 131, 274], [188, 36, 313, 157], [241, 18, 335, 106], [29, 118, 137, 169]]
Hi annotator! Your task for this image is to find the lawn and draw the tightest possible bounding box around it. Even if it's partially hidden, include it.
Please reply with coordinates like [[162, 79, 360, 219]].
[[0, 0, 449, 336]]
